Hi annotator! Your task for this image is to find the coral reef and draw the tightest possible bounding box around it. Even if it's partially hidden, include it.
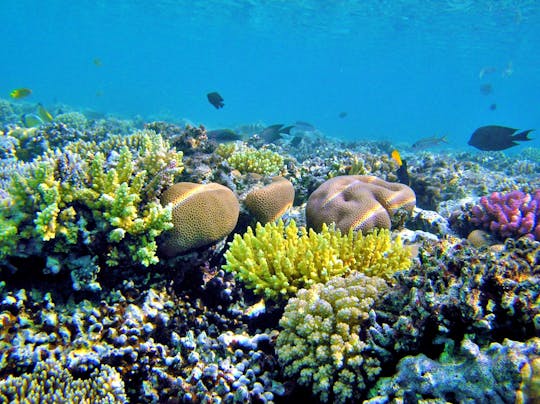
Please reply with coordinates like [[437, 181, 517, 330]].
[[222, 219, 411, 300], [367, 337, 540, 403], [469, 189, 540, 241], [244, 176, 295, 224], [0, 359, 127, 403], [159, 182, 240, 256], [306, 175, 415, 233]]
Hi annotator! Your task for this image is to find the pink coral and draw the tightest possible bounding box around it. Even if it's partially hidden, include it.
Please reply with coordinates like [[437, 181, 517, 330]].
[[470, 189, 540, 240]]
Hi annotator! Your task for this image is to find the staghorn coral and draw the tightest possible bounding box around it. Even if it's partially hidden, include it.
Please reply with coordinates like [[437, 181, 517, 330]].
[[159, 182, 240, 256], [227, 145, 284, 175], [276, 272, 389, 403], [244, 176, 295, 224], [222, 219, 411, 300], [306, 175, 416, 233], [0, 358, 127, 403], [469, 189, 540, 241]]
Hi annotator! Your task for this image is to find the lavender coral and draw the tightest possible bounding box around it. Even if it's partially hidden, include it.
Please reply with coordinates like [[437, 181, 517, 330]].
[[470, 190, 540, 240]]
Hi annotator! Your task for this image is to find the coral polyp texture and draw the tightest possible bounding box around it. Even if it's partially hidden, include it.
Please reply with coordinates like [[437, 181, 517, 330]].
[[306, 175, 416, 233], [222, 219, 411, 300], [470, 189, 540, 240], [276, 272, 389, 403], [244, 176, 295, 223], [226, 145, 284, 175], [159, 182, 240, 256]]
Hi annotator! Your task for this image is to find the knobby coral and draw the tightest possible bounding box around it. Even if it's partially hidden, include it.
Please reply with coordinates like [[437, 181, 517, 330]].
[[222, 219, 411, 300], [227, 145, 284, 175], [276, 272, 388, 403]]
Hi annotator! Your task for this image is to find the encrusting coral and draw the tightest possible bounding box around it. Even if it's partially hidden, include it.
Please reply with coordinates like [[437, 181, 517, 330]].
[[159, 182, 240, 256], [276, 272, 389, 403], [306, 175, 415, 233], [222, 219, 411, 300]]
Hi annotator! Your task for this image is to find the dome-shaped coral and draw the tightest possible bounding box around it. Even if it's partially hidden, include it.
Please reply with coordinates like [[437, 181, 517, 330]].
[[306, 175, 415, 233], [160, 182, 239, 256], [244, 176, 294, 224]]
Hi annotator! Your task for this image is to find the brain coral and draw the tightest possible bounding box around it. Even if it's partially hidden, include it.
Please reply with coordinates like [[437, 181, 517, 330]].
[[160, 182, 239, 256], [244, 176, 294, 224], [306, 175, 415, 233], [276, 272, 389, 403]]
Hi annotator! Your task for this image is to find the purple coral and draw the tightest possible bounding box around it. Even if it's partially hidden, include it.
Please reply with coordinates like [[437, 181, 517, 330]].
[[470, 190, 540, 240]]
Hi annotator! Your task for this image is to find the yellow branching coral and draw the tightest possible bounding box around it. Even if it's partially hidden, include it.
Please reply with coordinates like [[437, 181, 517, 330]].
[[222, 219, 411, 300], [227, 145, 284, 175]]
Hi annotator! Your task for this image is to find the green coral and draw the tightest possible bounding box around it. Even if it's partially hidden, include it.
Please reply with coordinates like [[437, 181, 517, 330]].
[[276, 272, 388, 403], [0, 131, 182, 270], [55, 111, 88, 131], [227, 145, 284, 175], [222, 219, 411, 300], [0, 358, 127, 403]]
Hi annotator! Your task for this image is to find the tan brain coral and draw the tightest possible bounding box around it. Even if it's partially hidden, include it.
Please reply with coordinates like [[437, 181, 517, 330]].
[[160, 182, 239, 256], [245, 176, 295, 224], [306, 175, 415, 233]]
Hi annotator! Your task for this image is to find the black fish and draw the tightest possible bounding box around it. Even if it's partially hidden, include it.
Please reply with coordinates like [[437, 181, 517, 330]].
[[468, 125, 534, 151], [207, 92, 224, 109], [260, 124, 294, 143], [207, 129, 241, 142], [489, 103, 497, 111], [396, 160, 410, 186]]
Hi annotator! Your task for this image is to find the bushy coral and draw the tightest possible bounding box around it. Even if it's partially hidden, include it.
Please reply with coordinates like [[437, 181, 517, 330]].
[[0, 358, 127, 403], [470, 189, 540, 240], [227, 145, 284, 175], [276, 272, 388, 403], [55, 111, 88, 131], [222, 219, 411, 300], [0, 130, 183, 284]]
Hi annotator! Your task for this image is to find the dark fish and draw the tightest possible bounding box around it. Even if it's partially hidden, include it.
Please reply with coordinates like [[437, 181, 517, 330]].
[[206, 129, 241, 142], [338, 111, 347, 118], [289, 135, 303, 147], [294, 121, 316, 131], [207, 92, 224, 109], [468, 125, 534, 151], [480, 83, 493, 95], [391, 149, 410, 185], [489, 103, 497, 111], [260, 124, 293, 143]]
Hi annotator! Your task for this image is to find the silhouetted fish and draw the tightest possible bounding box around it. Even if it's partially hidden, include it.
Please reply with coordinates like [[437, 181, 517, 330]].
[[480, 83, 493, 95], [489, 103, 497, 111], [468, 125, 534, 151], [338, 111, 347, 118], [260, 124, 293, 143], [207, 129, 242, 142], [294, 121, 316, 131], [207, 92, 224, 109]]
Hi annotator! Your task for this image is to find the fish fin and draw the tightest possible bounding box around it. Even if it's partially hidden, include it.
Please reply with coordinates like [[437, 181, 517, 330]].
[[441, 135, 449, 143], [512, 129, 534, 142], [280, 125, 294, 135]]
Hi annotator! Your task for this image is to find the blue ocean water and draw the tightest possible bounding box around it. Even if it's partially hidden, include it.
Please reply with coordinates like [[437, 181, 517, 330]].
[[1, 0, 539, 149]]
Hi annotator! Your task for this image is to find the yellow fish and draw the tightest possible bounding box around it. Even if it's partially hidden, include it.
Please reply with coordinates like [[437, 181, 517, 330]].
[[22, 113, 43, 128], [391, 149, 402, 167], [10, 88, 32, 99], [37, 103, 53, 122]]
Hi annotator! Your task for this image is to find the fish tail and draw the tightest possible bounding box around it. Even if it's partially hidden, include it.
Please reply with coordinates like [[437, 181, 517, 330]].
[[512, 129, 534, 142], [281, 125, 294, 135], [440, 135, 449, 143]]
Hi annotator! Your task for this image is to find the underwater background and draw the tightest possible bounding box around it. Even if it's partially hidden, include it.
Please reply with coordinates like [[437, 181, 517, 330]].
[[1, 1, 540, 403], [1, 0, 539, 146]]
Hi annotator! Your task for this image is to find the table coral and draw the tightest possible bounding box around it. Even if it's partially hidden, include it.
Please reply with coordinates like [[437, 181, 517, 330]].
[[222, 219, 411, 300], [306, 175, 415, 233], [276, 272, 389, 403], [470, 189, 540, 241]]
